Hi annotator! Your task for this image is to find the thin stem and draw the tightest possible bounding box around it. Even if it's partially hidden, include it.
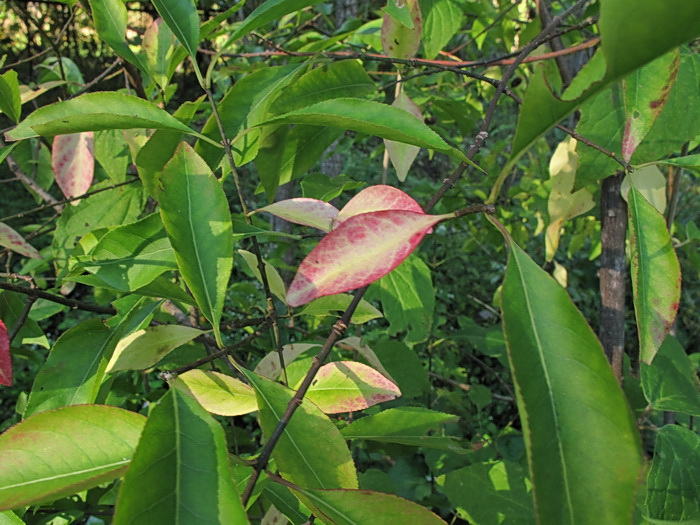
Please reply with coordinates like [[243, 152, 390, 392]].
[[0, 281, 116, 315]]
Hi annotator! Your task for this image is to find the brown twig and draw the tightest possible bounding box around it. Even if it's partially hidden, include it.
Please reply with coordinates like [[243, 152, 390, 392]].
[[0, 281, 116, 315]]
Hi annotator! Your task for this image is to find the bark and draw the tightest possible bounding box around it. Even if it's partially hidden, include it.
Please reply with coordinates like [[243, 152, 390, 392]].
[[599, 172, 627, 381]]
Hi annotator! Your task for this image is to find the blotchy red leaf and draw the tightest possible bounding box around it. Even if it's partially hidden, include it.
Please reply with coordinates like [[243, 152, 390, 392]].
[[286, 210, 451, 307], [0, 319, 12, 386], [335, 184, 424, 226], [0, 222, 42, 259], [52, 132, 95, 202]]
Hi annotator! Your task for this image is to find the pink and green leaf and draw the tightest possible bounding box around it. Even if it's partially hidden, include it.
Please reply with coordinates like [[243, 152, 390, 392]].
[[0, 320, 10, 387], [335, 184, 424, 225], [286, 210, 452, 307], [297, 361, 401, 414], [622, 49, 680, 162], [627, 186, 681, 364], [382, 0, 423, 60], [0, 222, 42, 259], [252, 198, 339, 232], [52, 132, 95, 202]]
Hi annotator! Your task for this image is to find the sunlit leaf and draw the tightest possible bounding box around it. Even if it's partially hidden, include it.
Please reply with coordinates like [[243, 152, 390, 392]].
[[225, 0, 325, 44], [622, 49, 680, 162], [627, 186, 681, 364], [170, 369, 258, 416], [621, 166, 666, 214], [254, 343, 321, 380], [0, 405, 145, 509], [52, 132, 94, 203], [253, 198, 339, 232], [384, 93, 422, 182], [291, 486, 447, 525], [336, 337, 395, 384], [243, 369, 358, 490], [335, 184, 424, 225], [151, 0, 199, 59], [114, 389, 248, 524], [0, 70, 21, 123], [296, 361, 400, 414], [287, 210, 452, 307], [382, 0, 422, 60], [157, 143, 233, 347], [142, 18, 177, 89], [106, 325, 205, 372], [0, 320, 10, 387], [500, 238, 642, 524], [0, 222, 42, 259], [298, 294, 383, 325], [87, 0, 145, 72]]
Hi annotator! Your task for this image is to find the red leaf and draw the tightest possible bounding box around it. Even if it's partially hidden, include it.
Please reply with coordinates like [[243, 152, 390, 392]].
[[0, 319, 12, 387], [52, 132, 95, 202], [335, 184, 424, 226], [0, 222, 42, 259], [286, 210, 451, 307]]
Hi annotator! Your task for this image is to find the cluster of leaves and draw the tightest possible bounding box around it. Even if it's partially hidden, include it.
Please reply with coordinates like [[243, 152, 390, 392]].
[[0, 0, 699, 524]]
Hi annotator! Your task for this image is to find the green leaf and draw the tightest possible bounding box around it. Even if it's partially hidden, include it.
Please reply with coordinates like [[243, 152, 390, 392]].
[[384, 92, 422, 182], [243, 369, 359, 490], [0, 70, 21, 123], [500, 238, 642, 524], [271, 60, 375, 114], [368, 340, 429, 399], [78, 213, 177, 292], [645, 425, 700, 522], [157, 143, 233, 347], [298, 294, 383, 325], [238, 249, 287, 303], [0, 292, 48, 348], [106, 325, 205, 372], [511, 1, 700, 162], [438, 461, 535, 525], [6, 92, 201, 141], [0, 405, 145, 510], [641, 337, 700, 416], [622, 49, 680, 162], [377, 254, 435, 344], [114, 389, 248, 524], [642, 154, 700, 170], [258, 98, 470, 163], [290, 486, 447, 525], [226, 0, 325, 44], [151, 0, 199, 59], [621, 166, 667, 215], [196, 64, 304, 168], [421, 0, 464, 60], [627, 186, 681, 364], [301, 173, 365, 202], [294, 361, 401, 414], [142, 17, 178, 89], [341, 407, 465, 453], [87, 0, 145, 72], [169, 369, 258, 416], [0, 510, 24, 524]]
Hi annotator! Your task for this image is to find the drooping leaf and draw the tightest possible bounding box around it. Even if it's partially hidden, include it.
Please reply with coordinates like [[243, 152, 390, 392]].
[[622, 49, 680, 162], [151, 0, 200, 59], [335, 184, 425, 225], [77, 213, 177, 292], [169, 369, 258, 416], [114, 389, 248, 524], [0, 405, 145, 510], [511, 1, 700, 163], [243, 369, 358, 490], [421, 0, 464, 60], [254, 343, 321, 380], [290, 486, 447, 525], [6, 92, 201, 141], [295, 361, 400, 414], [438, 461, 535, 525], [142, 18, 177, 89], [0, 70, 21, 123], [640, 336, 700, 416], [382, 0, 422, 60], [545, 137, 594, 261], [87, 0, 145, 71], [341, 406, 465, 453], [157, 143, 233, 347], [106, 325, 205, 372], [287, 210, 451, 307], [0, 222, 41, 259], [51, 132, 95, 202], [627, 186, 681, 364], [0, 320, 10, 387], [253, 198, 339, 232], [298, 294, 383, 325], [376, 253, 435, 344], [271, 60, 375, 114], [644, 425, 700, 522], [238, 249, 287, 303], [258, 98, 473, 164], [384, 93, 422, 182], [500, 238, 642, 524]]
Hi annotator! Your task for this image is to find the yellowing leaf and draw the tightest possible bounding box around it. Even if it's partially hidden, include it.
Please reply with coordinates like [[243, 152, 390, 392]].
[[253, 198, 339, 232], [621, 165, 666, 214], [254, 343, 321, 380], [170, 370, 258, 416]]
